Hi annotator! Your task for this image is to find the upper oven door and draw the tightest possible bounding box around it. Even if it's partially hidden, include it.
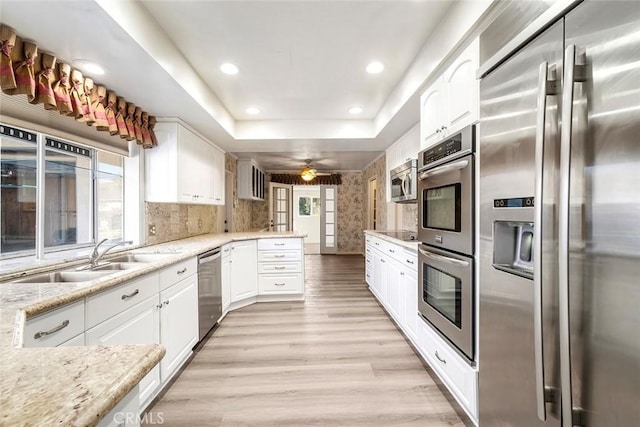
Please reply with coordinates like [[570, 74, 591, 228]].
[[418, 153, 474, 255], [418, 244, 474, 361]]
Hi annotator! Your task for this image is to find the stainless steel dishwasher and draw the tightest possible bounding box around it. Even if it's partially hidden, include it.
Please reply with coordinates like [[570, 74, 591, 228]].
[[197, 247, 222, 342]]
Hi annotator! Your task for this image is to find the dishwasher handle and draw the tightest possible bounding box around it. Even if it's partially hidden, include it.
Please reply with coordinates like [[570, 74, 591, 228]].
[[199, 247, 221, 263]]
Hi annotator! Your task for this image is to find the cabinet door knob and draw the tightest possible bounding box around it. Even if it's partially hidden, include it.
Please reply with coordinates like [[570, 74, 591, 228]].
[[163, 300, 170, 306]]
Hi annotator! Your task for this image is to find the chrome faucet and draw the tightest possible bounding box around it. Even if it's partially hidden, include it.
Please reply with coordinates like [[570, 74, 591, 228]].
[[88, 239, 133, 267]]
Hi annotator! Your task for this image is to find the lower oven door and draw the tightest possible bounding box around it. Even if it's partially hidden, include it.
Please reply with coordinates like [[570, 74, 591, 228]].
[[418, 244, 474, 361]]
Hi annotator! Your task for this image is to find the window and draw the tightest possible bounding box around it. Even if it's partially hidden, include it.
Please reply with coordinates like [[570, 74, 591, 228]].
[[0, 124, 124, 258], [298, 196, 320, 216]]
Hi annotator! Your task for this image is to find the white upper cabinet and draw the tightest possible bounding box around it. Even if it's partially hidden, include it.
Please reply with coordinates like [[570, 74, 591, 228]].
[[237, 159, 266, 201], [420, 37, 479, 150], [145, 121, 225, 205]]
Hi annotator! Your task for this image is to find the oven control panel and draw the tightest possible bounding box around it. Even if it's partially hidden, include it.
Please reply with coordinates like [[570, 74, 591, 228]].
[[422, 138, 462, 166]]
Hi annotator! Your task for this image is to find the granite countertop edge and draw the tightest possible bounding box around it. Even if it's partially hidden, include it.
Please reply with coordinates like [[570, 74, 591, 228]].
[[363, 230, 419, 252]]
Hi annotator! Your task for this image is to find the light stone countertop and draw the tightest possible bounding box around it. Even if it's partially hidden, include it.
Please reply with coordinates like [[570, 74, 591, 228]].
[[364, 230, 419, 252], [0, 231, 305, 427]]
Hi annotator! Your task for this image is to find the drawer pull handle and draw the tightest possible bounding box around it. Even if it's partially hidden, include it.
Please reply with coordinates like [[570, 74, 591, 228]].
[[274, 255, 286, 258], [163, 300, 170, 306], [274, 243, 285, 246], [381, 259, 386, 263], [389, 249, 395, 253], [274, 266, 286, 270], [156, 303, 164, 309], [435, 351, 447, 364], [121, 289, 140, 300], [406, 260, 414, 265], [366, 274, 370, 278], [177, 267, 187, 275], [375, 242, 379, 246], [400, 272, 405, 276], [274, 282, 285, 286], [34, 320, 69, 340]]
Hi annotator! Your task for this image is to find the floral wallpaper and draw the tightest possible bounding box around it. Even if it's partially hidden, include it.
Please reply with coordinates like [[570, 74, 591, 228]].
[[362, 154, 387, 232], [337, 172, 365, 253], [145, 202, 218, 245], [401, 203, 419, 232], [225, 153, 253, 232]]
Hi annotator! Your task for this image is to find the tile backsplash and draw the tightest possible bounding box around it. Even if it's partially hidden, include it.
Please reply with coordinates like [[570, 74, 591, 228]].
[[401, 203, 418, 232], [145, 202, 219, 245]]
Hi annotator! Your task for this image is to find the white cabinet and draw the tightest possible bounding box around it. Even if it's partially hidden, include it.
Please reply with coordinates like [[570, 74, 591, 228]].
[[417, 318, 478, 421], [159, 274, 199, 382], [257, 238, 304, 297], [59, 332, 85, 347], [385, 259, 404, 324], [237, 159, 265, 201], [24, 299, 85, 348], [402, 267, 419, 345], [230, 240, 258, 302], [420, 38, 479, 150], [86, 294, 161, 409], [221, 244, 231, 312], [371, 249, 386, 301], [145, 121, 225, 205], [97, 385, 140, 427]]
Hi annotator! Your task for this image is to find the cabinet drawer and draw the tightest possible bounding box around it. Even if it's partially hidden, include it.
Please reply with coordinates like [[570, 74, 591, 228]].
[[87, 274, 159, 329], [24, 299, 85, 347], [258, 262, 301, 274], [159, 257, 197, 290], [258, 238, 302, 251], [401, 250, 418, 271], [258, 250, 301, 262], [418, 319, 477, 419], [259, 274, 303, 294]]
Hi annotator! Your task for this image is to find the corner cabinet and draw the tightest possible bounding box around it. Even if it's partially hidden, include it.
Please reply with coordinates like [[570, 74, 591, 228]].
[[420, 37, 479, 150], [145, 121, 225, 205], [237, 159, 265, 201]]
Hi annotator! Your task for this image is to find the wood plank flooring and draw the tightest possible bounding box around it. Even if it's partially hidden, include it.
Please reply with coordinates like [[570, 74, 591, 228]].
[[145, 255, 471, 426]]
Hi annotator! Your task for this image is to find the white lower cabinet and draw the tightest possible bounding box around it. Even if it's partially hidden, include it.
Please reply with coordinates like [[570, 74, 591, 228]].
[[417, 318, 478, 420], [364, 233, 477, 422], [257, 238, 305, 298], [230, 240, 258, 302], [97, 385, 140, 427], [402, 268, 419, 345], [85, 294, 161, 409], [385, 259, 404, 324], [159, 274, 199, 382], [59, 332, 85, 347]]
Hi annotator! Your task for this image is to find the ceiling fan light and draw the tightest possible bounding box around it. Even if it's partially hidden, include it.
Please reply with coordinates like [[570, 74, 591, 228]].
[[300, 167, 316, 181]]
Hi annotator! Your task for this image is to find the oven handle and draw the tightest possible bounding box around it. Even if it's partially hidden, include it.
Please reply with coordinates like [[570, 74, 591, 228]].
[[419, 159, 469, 180], [419, 247, 469, 267]]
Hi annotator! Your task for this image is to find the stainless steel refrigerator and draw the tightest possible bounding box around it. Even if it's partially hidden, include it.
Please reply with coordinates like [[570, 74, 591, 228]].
[[478, 1, 640, 425]]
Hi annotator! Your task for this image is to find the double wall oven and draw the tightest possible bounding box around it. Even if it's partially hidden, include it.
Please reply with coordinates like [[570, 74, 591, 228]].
[[417, 124, 475, 362]]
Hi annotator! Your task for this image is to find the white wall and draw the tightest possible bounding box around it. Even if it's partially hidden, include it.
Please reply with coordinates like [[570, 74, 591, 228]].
[[293, 186, 320, 244]]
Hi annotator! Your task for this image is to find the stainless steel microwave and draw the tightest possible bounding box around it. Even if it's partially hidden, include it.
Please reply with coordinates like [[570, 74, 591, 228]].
[[390, 159, 417, 203]]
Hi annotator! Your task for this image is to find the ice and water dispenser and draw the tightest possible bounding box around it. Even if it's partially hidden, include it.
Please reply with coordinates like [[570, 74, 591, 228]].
[[492, 197, 534, 279]]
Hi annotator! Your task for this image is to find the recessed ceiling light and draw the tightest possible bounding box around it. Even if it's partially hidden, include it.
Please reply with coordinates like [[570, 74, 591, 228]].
[[72, 59, 105, 75], [348, 106, 363, 115], [366, 61, 384, 74], [246, 107, 260, 115], [220, 63, 239, 75]]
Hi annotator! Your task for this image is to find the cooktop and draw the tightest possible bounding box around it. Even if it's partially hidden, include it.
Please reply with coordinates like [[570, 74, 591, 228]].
[[375, 231, 418, 242]]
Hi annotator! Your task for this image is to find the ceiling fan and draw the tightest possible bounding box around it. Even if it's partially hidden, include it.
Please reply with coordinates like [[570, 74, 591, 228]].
[[299, 159, 331, 181]]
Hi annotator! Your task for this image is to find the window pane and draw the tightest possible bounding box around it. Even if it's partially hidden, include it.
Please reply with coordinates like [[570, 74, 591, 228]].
[[44, 147, 92, 248], [97, 151, 124, 241], [1, 136, 37, 254]]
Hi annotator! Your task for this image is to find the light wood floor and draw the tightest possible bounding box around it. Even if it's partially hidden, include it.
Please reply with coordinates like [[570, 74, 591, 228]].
[[145, 255, 471, 426]]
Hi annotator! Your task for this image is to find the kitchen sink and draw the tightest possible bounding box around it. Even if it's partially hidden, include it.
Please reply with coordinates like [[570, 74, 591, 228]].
[[88, 262, 141, 271], [106, 253, 174, 263], [11, 270, 115, 284]]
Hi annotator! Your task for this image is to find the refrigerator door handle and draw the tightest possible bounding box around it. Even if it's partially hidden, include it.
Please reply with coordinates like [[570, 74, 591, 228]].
[[534, 60, 558, 422], [559, 44, 587, 427]]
